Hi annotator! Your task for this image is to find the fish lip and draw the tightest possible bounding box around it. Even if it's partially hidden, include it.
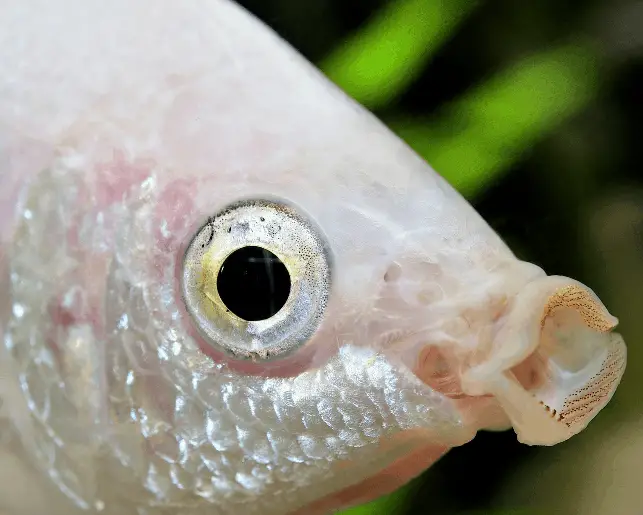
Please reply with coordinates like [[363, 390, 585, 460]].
[[460, 275, 626, 445], [461, 276, 606, 390]]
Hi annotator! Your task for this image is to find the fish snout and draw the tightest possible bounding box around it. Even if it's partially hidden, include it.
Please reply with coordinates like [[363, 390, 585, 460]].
[[460, 276, 626, 445]]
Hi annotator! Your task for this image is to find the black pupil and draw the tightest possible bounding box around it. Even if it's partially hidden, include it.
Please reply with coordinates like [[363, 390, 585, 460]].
[[217, 246, 291, 321]]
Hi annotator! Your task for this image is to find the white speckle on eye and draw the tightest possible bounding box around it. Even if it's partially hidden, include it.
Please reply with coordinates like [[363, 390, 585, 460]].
[[23, 209, 32, 220], [118, 313, 129, 329], [171, 341, 182, 356], [12, 303, 25, 318], [126, 370, 135, 386], [94, 500, 105, 511]]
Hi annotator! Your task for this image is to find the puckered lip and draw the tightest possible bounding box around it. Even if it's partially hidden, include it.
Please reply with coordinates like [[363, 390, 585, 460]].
[[459, 276, 626, 446]]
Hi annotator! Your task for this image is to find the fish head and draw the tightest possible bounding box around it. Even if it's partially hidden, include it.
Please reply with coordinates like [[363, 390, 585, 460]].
[[0, 1, 626, 514]]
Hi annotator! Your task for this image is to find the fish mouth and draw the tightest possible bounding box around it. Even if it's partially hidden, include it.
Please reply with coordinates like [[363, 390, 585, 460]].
[[461, 277, 627, 446]]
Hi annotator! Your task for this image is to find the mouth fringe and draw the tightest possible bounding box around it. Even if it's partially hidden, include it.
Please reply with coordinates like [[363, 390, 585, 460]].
[[462, 279, 627, 446], [507, 328, 626, 444]]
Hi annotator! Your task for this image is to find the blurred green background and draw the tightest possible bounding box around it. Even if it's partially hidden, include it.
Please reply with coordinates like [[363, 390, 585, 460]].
[[238, 1, 643, 513]]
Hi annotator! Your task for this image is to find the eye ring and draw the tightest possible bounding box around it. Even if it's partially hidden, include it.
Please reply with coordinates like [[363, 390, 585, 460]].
[[181, 198, 331, 362]]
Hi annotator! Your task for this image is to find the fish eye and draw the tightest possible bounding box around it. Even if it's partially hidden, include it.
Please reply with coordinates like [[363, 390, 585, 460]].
[[181, 199, 331, 361]]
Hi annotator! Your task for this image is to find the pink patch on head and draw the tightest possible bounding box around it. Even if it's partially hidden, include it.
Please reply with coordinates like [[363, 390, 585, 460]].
[[45, 286, 88, 365], [93, 149, 155, 209], [63, 179, 93, 249], [146, 177, 199, 283], [48, 252, 110, 337], [154, 178, 198, 253], [44, 252, 111, 373], [48, 287, 86, 329]]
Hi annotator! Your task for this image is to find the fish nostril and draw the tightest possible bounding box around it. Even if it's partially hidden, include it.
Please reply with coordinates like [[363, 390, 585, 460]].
[[383, 262, 402, 282], [217, 245, 291, 321]]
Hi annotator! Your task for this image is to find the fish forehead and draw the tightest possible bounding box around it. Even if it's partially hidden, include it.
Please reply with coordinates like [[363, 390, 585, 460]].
[[0, 0, 507, 253], [1, 0, 401, 181]]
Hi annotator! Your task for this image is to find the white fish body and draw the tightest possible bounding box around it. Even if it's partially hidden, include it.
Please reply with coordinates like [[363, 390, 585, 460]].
[[0, 1, 626, 514]]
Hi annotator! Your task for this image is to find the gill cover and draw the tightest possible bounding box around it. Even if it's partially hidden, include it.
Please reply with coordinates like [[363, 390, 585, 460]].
[[461, 276, 626, 446]]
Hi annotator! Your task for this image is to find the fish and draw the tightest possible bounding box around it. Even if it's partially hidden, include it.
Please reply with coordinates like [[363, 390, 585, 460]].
[[0, 1, 626, 514]]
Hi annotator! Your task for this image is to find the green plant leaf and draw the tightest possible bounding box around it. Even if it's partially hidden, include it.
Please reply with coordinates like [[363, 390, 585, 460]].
[[389, 41, 601, 198], [320, 0, 480, 110], [338, 483, 415, 515]]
